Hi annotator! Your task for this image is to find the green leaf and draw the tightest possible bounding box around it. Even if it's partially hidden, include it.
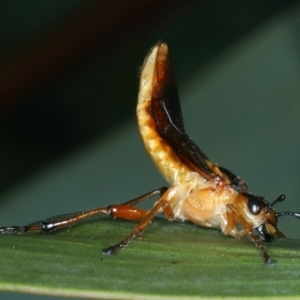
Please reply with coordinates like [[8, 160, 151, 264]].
[[0, 217, 300, 299]]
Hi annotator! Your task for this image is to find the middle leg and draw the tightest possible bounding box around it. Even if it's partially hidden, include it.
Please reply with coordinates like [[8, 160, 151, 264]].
[[102, 198, 175, 255]]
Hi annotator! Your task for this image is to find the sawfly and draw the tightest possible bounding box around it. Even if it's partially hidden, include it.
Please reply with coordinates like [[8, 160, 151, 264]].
[[1, 41, 299, 264]]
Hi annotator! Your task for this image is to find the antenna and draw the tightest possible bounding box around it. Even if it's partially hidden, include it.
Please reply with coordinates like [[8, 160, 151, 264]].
[[276, 212, 300, 219], [269, 194, 300, 219], [270, 194, 285, 207]]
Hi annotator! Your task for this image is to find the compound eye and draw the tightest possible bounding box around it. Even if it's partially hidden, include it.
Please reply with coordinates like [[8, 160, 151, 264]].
[[247, 197, 262, 215]]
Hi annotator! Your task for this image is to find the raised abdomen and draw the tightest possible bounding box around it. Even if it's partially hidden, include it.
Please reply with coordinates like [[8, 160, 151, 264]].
[[136, 43, 193, 185]]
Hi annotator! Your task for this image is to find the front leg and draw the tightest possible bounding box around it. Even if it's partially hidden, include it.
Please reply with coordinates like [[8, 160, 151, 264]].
[[225, 203, 274, 265], [221, 207, 245, 239]]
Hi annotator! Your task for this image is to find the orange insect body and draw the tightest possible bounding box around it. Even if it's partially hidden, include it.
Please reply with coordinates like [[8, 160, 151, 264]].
[[139, 45, 251, 227], [1, 41, 299, 264], [137, 42, 297, 264], [137, 43, 238, 229]]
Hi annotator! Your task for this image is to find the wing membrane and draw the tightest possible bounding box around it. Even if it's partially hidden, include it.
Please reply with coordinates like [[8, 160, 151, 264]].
[[150, 42, 215, 180]]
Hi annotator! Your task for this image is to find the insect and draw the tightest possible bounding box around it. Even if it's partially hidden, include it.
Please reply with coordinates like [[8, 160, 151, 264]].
[[1, 42, 299, 264]]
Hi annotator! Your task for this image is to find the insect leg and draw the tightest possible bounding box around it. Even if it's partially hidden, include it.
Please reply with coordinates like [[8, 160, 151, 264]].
[[0, 187, 168, 235], [106, 186, 168, 220], [102, 198, 174, 255], [108, 187, 168, 207], [226, 203, 274, 265], [0, 207, 109, 234], [223, 209, 245, 239]]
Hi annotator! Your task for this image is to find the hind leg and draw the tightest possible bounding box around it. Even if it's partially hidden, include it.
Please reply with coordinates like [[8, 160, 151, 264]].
[[0, 187, 168, 234]]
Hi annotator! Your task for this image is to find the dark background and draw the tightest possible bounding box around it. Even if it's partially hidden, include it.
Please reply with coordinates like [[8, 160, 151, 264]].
[[1, 0, 299, 195], [1, 1, 300, 299]]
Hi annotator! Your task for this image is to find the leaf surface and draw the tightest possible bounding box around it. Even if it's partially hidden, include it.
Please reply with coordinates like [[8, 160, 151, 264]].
[[0, 217, 300, 299]]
